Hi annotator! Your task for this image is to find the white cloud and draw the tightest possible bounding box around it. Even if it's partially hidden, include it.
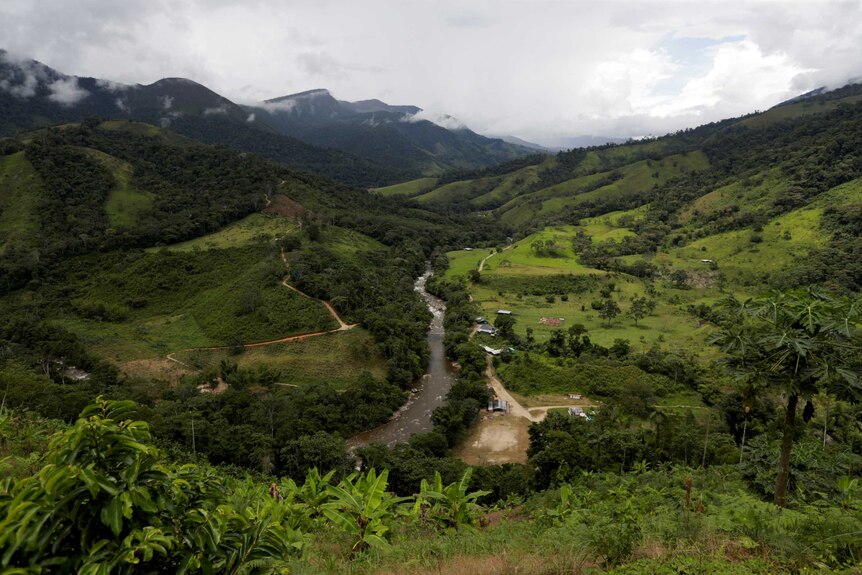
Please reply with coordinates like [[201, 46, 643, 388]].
[[403, 109, 467, 130], [203, 104, 228, 115], [0, 0, 860, 143], [47, 77, 89, 105], [161, 94, 173, 109], [651, 40, 806, 118], [96, 78, 133, 92]]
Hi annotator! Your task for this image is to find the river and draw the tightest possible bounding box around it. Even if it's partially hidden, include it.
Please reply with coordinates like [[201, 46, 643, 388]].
[[348, 265, 458, 448]]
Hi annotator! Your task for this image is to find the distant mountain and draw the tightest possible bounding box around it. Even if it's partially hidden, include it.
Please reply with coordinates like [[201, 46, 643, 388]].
[[491, 134, 562, 153], [0, 50, 410, 187], [247, 89, 537, 175], [545, 135, 629, 150]]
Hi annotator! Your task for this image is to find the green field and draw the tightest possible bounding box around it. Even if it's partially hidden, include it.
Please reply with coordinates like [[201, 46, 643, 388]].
[[373, 177, 438, 197], [443, 248, 495, 280], [451, 218, 727, 356], [55, 246, 336, 362], [497, 152, 709, 227], [666, 207, 826, 279], [157, 213, 298, 252], [81, 148, 155, 229], [156, 214, 383, 257], [482, 226, 602, 276], [0, 152, 41, 252], [172, 328, 386, 389]]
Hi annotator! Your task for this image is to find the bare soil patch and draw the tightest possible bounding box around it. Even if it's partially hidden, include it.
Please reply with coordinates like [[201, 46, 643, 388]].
[[264, 194, 306, 219], [455, 413, 530, 465], [120, 358, 192, 384]]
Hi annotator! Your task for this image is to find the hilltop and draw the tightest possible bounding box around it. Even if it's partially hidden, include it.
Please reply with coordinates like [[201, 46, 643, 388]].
[[0, 50, 536, 186], [249, 88, 535, 174]]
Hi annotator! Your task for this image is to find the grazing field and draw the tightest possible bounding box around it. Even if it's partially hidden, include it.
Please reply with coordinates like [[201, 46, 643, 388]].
[[497, 152, 709, 227], [54, 246, 336, 362], [450, 218, 729, 356], [156, 213, 298, 252], [84, 148, 155, 229], [373, 177, 438, 197], [170, 328, 387, 389], [443, 248, 495, 280], [664, 207, 826, 279], [480, 226, 597, 275], [0, 152, 42, 251]]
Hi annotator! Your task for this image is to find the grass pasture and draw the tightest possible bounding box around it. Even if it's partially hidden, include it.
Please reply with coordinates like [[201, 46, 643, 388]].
[[55, 246, 336, 362], [0, 152, 41, 251], [171, 328, 387, 389], [497, 152, 708, 227], [373, 177, 439, 198], [663, 205, 827, 282], [158, 213, 298, 252], [80, 148, 155, 229], [450, 220, 720, 356], [443, 248, 495, 280]]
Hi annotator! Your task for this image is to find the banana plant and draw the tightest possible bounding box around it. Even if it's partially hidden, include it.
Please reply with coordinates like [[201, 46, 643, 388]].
[[294, 468, 336, 517], [321, 469, 406, 556], [417, 468, 490, 532]]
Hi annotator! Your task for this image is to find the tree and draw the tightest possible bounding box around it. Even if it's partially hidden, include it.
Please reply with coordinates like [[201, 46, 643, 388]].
[[280, 431, 354, 480], [494, 314, 516, 338], [627, 296, 649, 326], [669, 269, 689, 288], [598, 299, 621, 327], [708, 289, 861, 507]]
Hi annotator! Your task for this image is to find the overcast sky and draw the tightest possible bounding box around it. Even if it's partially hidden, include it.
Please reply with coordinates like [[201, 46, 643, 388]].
[[2, 0, 861, 146]]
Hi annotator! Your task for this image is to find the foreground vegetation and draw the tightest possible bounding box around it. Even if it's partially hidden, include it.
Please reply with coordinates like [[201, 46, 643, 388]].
[[2, 398, 861, 574]]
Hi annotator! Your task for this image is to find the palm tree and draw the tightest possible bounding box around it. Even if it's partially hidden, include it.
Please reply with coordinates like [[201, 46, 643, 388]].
[[708, 289, 860, 507]]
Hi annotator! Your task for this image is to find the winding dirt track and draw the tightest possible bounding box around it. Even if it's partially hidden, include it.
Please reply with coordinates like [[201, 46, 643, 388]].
[[165, 205, 354, 368]]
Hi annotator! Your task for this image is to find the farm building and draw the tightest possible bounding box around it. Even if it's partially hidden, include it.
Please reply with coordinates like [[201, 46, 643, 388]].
[[482, 345, 503, 356], [477, 324, 497, 336], [476, 316, 488, 324], [488, 399, 509, 413], [497, 309, 513, 315]]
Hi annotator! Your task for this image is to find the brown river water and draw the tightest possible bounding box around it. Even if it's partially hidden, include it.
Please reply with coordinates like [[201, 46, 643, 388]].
[[348, 266, 458, 448]]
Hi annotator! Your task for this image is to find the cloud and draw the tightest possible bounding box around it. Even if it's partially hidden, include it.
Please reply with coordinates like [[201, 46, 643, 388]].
[[203, 104, 228, 115], [403, 109, 467, 130], [47, 77, 90, 105], [261, 99, 296, 113], [0, 51, 51, 98], [0, 0, 860, 143], [96, 78, 131, 92], [160, 94, 173, 109]]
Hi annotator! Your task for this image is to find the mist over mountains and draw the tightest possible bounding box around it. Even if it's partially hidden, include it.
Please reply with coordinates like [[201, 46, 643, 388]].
[[0, 50, 543, 185]]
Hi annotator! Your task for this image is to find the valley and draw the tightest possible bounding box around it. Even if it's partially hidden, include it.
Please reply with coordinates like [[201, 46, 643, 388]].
[[1, 64, 862, 575]]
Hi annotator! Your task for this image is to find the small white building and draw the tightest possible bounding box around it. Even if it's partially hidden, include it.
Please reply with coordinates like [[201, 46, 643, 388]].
[[497, 309, 513, 315], [568, 406, 588, 418]]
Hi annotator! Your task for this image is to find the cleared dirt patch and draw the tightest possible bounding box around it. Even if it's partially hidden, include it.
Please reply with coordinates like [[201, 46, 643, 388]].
[[120, 358, 192, 384], [264, 194, 306, 219], [456, 413, 530, 465]]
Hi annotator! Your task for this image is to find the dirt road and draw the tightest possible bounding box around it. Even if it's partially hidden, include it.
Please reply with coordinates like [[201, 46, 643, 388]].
[[163, 227, 354, 370]]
